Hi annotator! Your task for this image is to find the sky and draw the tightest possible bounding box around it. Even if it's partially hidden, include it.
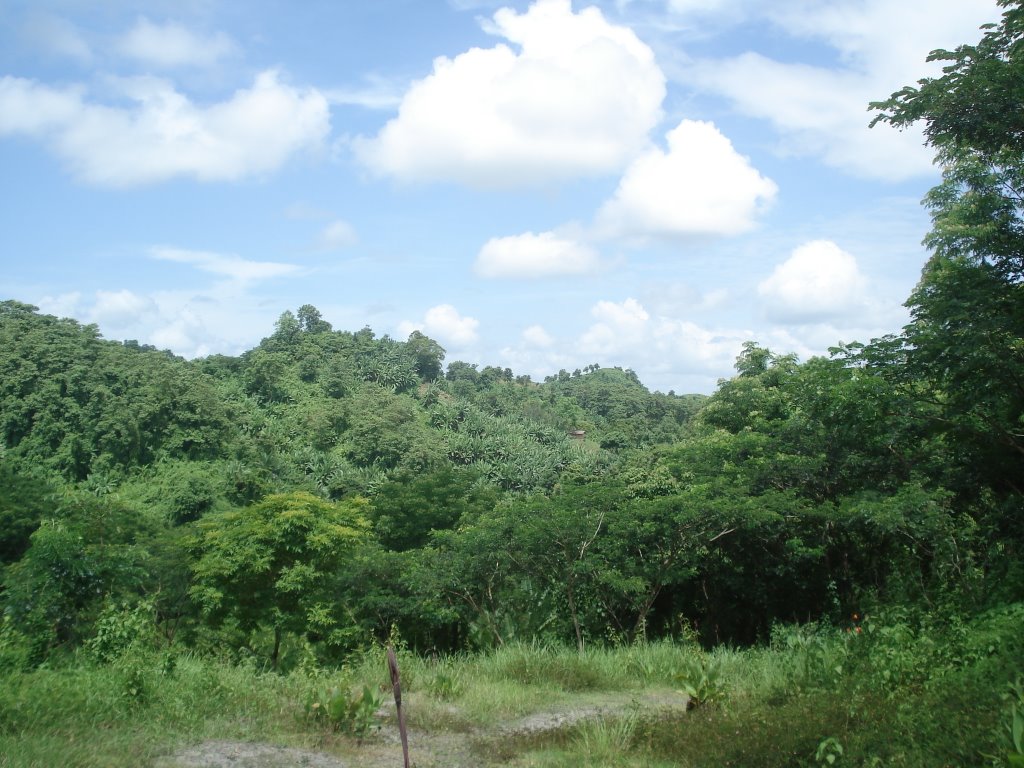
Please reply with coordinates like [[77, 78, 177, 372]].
[[0, 0, 1003, 394]]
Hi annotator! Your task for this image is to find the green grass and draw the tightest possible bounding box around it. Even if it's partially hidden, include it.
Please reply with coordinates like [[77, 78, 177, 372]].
[[1, 609, 1020, 767], [0, 653, 322, 767]]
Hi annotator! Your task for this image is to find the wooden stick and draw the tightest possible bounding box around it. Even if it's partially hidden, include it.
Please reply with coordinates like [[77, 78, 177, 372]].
[[387, 645, 411, 768]]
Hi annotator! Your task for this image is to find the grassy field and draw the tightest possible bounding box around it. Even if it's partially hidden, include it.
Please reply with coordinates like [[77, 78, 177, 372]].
[[1, 607, 1022, 767]]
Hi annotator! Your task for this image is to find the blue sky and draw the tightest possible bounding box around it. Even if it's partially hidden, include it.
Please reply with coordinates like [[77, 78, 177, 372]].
[[0, 0, 1002, 393]]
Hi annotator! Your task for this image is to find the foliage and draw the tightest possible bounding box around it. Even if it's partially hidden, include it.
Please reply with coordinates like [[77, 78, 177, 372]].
[[304, 682, 381, 736], [85, 600, 157, 663], [869, 1, 1024, 505], [2, 491, 155, 663], [189, 492, 369, 667], [2, 6, 1024, 764], [0, 460, 52, 566], [673, 653, 725, 707], [995, 678, 1024, 766], [0, 301, 232, 480], [369, 466, 496, 551]]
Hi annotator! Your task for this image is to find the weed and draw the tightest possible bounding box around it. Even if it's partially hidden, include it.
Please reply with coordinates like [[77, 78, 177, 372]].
[[428, 667, 464, 700], [572, 708, 640, 765], [305, 683, 381, 737], [814, 736, 844, 765], [673, 654, 725, 707], [85, 601, 156, 663], [985, 677, 1024, 767]]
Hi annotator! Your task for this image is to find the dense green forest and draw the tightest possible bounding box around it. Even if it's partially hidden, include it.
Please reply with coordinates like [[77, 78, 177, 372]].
[[2, 5, 1023, 766]]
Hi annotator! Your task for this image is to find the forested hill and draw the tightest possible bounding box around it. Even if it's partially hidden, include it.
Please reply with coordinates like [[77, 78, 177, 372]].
[[2, 253, 1022, 662], [0, 0, 1022, 677], [4, 7, 1024, 764], [0, 298, 702, 490]]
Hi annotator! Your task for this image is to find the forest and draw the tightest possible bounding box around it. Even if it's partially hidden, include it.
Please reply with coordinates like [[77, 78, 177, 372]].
[[1, 5, 1023, 767]]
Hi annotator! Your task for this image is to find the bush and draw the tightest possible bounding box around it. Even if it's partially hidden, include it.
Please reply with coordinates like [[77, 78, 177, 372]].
[[304, 683, 382, 736]]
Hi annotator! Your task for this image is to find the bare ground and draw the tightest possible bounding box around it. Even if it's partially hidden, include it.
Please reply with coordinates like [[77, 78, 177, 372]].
[[153, 688, 688, 768]]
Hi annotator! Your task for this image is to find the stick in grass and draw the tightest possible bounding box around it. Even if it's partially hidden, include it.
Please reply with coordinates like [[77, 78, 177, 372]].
[[388, 645, 411, 768]]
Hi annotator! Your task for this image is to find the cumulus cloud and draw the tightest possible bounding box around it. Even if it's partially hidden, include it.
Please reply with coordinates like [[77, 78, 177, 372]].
[[595, 119, 776, 239], [499, 287, 904, 393], [90, 289, 158, 330], [118, 17, 238, 68], [354, 0, 665, 186], [0, 70, 329, 186], [580, 298, 651, 352], [149, 309, 212, 356], [475, 231, 600, 278], [643, 281, 729, 315], [398, 304, 480, 347], [690, 55, 935, 180], [151, 247, 302, 282], [522, 324, 555, 348], [36, 291, 83, 319], [686, 0, 1001, 180], [37, 279, 303, 359], [0, 77, 82, 134], [575, 297, 755, 389], [317, 220, 358, 250], [757, 239, 868, 323]]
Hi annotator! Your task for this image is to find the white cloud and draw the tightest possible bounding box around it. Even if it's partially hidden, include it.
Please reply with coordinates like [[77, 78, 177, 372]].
[[575, 296, 755, 389], [475, 231, 600, 278], [686, 0, 1001, 180], [354, 0, 665, 186], [500, 285, 906, 393], [323, 75, 405, 109], [149, 309, 211, 356], [579, 297, 650, 353], [757, 239, 868, 323], [643, 281, 729, 315], [118, 17, 238, 68], [90, 289, 157, 329], [151, 247, 301, 282], [690, 55, 934, 180], [36, 291, 83, 319], [0, 70, 329, 186], [522, 324, 555, 347], [0, 77, 82, 134], [317, 220, 358, 250], [398, 304, 480, 347], [765, 0, 998, 74], [596, 119, 776, 239]]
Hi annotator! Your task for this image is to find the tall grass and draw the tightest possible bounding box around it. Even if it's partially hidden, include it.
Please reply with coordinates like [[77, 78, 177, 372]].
[[2, 606, 1020, 767], [0, 652, 318, 767]]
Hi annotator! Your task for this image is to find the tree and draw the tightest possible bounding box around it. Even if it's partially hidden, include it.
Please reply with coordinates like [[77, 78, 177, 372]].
[[870, 1, 1024, 497], [869, 2, 1024, 165], [3, 492, 155, 662], [405, 331, 445, 382], [189, 491, 369, 668], [369, 467, 496, 551], [297, 304, 332, 334], [0, 461, 52, 566], [270, 310, 301, 346]]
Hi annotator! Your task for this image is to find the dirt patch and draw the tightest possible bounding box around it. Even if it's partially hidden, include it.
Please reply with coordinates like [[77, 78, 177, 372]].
[[499, 689, 688, 738], [152, 740, 350, 768], [154, 689, 689, 768]]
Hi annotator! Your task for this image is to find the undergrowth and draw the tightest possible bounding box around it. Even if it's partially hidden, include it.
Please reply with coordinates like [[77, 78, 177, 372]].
[[0, 604, 1020, 767]]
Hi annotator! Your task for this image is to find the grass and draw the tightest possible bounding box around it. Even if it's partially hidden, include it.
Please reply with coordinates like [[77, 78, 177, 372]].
[[1, 608, 1021, 767]]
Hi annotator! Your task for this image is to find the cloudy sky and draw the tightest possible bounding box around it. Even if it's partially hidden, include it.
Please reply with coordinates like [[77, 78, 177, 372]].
[[0, 0, 1001, 393]]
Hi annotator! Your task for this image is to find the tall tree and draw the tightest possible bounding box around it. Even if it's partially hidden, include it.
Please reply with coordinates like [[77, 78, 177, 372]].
[[189, 492, 368, 668], [870, 1, 1024, 497]]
